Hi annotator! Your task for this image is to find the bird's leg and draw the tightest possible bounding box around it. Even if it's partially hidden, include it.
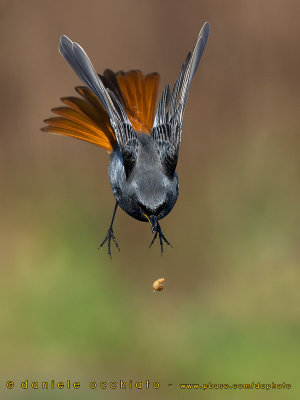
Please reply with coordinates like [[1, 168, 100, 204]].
[[99, 201, 120, 258], [149, 221, 172, 256]]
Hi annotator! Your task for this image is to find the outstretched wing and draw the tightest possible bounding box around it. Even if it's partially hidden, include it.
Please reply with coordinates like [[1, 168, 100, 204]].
[[41, 69, 160, 152], [152, 22, 210, 178], [57, 35, 138, 177]]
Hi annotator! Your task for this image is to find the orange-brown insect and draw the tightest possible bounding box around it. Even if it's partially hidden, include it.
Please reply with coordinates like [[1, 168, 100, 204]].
[[153, 277, 165, 292]]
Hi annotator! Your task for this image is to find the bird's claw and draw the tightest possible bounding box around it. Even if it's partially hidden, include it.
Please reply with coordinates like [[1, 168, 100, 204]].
[[149, 222, 172, 255], [99, 227, 120, 258]]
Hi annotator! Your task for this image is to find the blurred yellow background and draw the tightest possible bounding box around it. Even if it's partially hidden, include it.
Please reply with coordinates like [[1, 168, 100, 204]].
[[0, 0, 299, 399]]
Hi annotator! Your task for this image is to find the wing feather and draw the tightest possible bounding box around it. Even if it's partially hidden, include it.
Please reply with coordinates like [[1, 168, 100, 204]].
[[152, 22, 210, 178], [42, 34, 161, 168]]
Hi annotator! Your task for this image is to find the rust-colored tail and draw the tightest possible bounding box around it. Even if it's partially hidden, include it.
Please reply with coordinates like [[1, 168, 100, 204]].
[[42, 70, 160, 152]]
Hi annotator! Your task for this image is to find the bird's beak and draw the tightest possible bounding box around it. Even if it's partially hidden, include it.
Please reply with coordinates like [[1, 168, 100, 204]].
[[144, 214, 157, 233]]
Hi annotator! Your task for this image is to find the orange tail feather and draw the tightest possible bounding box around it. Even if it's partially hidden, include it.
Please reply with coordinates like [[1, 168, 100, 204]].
[[42, 70, 160, 150]]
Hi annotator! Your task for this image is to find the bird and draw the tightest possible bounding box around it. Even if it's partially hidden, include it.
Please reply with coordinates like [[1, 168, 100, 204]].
[[42, 22, 210, 257]]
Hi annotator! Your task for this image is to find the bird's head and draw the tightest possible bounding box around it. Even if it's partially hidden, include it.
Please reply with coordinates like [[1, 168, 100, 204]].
[[132, 170, 179, 226]]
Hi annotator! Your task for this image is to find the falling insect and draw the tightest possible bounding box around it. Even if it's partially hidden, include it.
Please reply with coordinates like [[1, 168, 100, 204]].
[[153, 278, 165, 292], [42, 22, 210, 256]]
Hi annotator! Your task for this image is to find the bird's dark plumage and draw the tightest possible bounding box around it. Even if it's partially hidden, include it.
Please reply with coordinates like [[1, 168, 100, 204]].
[[42, 22, 210, 256]]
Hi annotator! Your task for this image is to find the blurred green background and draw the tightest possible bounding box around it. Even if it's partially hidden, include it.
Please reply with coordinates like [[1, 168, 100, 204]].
[[0, 0, 299, 399]]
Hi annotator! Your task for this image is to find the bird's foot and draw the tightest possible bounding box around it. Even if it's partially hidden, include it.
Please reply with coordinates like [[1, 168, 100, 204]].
[[149, 222, 172, 255], [99, 227, 120, 258]]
